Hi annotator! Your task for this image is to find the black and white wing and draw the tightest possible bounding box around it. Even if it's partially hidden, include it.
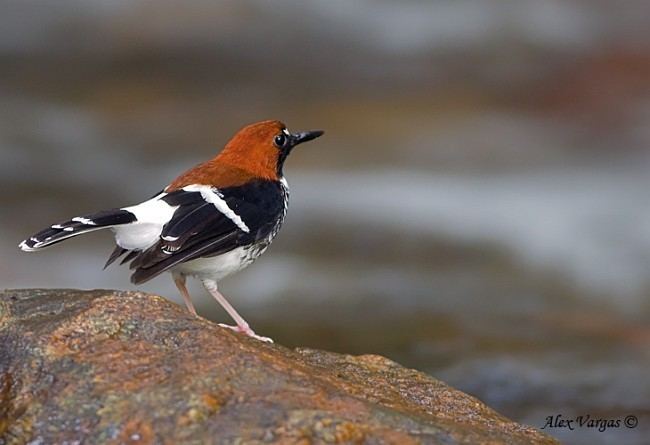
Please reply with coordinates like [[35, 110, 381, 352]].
[[118, 180, 285, 284]]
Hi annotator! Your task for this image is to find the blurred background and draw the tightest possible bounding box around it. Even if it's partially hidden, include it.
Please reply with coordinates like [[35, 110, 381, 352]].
[[1, 1, 649, 443]]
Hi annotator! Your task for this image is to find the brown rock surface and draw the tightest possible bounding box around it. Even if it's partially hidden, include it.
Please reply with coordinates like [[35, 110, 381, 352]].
[[0, 289, 556, 444]]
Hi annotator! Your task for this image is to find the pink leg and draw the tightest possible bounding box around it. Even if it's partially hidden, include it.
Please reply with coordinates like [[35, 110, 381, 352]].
[[173, 274, 198, 317], [202, 279, 272, 343]]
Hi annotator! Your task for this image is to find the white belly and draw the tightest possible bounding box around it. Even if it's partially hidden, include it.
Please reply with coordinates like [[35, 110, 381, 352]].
[[172, 246, 261, 281]]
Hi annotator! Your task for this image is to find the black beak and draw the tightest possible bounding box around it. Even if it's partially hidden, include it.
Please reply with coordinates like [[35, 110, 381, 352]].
[[291, 130, 324, 146]]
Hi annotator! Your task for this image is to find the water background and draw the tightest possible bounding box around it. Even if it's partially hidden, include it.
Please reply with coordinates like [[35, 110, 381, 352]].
[[1, 2, 650, 443]]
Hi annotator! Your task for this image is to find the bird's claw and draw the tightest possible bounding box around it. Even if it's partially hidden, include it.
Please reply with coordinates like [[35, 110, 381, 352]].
[[218, 323, 274, 343]]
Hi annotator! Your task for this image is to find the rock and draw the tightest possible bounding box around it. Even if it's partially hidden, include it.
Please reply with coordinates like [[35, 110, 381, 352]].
[[0, 289, 556, 444]]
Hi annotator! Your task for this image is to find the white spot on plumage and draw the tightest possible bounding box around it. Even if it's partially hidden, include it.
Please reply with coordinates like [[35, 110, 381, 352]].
[[63, 227, 74, 232], [51, 224, 64, 229], [72, 216, 96, 225], [182, 185, 250, 233]]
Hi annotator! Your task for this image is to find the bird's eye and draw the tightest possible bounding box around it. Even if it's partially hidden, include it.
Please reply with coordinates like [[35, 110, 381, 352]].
[[274, 134, 287, 148]]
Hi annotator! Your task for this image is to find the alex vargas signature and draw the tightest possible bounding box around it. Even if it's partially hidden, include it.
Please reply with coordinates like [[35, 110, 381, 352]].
[[542, 414, 638, 432]]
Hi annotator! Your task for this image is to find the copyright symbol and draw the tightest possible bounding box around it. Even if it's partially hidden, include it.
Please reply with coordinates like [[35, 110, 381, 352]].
[[624, 415, 638, 428]]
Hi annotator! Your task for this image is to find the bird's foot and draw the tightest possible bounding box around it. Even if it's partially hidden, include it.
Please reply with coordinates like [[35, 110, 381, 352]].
[[218, 323, 273, 343]]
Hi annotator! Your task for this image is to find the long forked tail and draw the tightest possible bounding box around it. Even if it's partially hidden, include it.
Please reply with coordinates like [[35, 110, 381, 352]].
[[19, 209, 136, 252]]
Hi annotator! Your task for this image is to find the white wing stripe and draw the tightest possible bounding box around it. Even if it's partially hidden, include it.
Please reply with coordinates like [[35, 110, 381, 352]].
[[182, 185, 250, 233]]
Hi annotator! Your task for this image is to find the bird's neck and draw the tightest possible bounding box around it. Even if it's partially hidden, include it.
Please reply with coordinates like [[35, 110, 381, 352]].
[[214, 150, 279, 183]]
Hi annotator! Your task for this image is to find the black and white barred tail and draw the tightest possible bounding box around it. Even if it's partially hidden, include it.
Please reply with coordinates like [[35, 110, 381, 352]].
[[19, 209, 136, 252]]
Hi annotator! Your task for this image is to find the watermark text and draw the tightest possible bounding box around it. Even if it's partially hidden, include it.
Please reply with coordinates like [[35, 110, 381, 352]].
[[541, 414, 638, 432]]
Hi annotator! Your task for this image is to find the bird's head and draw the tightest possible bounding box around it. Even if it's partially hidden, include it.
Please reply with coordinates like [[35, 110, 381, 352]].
[[217, 120, 323, 180]]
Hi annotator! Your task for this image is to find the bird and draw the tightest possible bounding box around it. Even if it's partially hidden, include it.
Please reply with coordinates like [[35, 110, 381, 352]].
[[19, 120, 323, 342]]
